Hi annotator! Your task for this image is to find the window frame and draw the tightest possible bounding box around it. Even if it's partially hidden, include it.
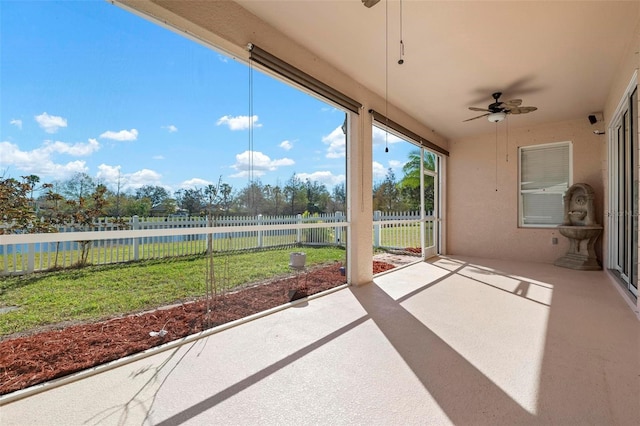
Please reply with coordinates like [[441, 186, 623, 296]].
[[518, 141, 573, 228]]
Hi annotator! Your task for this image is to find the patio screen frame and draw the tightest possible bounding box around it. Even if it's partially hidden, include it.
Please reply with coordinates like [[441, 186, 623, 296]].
[[370, 116, 444, 258]]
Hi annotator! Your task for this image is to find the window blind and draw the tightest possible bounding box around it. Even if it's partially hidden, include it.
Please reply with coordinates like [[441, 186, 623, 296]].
[[369, 109, 449, 156], [519, 142, 571, 226], [248, 44, 362, 114]]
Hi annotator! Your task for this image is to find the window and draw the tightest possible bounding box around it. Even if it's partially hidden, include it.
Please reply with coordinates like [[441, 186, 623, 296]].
[[519, 141, 572, 227]]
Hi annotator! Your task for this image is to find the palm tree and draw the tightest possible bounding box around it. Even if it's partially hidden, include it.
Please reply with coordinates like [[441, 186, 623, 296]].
[[399, 149, 436, 211]]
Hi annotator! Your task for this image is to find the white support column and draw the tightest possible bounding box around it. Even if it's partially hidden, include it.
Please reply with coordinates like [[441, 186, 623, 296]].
[[347, 110, 374, 286]]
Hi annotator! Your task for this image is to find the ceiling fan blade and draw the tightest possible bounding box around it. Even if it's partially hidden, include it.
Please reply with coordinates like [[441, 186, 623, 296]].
[[502, 99, 522, 107], [463, 113, 490, 122], [508, 106, 537, 115], [469, 107, 490, 112]]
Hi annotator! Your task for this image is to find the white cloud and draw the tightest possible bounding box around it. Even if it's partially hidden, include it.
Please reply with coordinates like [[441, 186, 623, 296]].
[[296, 171, 345, 187], [388, 160, 403, 169], [97, 164, 163, 190], [127, 169, 162, 188], [372, 161, 386, 180], [99, 128, 139, 141], [279, 140, 293, 151], [44, 138, 100, 156], [372, 125, 404, 147], [230, 150, 294, 178], [35, 112, 67, 134], [322, 126, 346, 158], [180, 178, 213, 189], [152, 155, 165, 160], [10, 119, 22, 129], [216, 115, 262, 131], [96, 164, 122, 183], [162, 125, 178, 133], [0, 140, 88, 179]]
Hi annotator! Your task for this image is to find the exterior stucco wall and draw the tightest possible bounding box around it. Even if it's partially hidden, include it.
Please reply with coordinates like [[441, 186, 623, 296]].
[[447, 119, 605, 264], [449, 14, 639, 268], [603, 19, 639, 122]]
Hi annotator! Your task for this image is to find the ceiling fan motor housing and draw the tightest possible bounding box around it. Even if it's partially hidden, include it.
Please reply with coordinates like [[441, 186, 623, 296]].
[[488, 93, 507, 122], [489, 92, 505, 112], [488, 102, 505, 113]]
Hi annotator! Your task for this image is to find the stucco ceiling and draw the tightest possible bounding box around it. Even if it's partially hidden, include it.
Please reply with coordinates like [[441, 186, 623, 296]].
[[235, 0, 638, 140]]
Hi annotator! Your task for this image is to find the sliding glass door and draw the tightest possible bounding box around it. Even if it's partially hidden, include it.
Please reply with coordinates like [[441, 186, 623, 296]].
[[609, 84, 638, 298]]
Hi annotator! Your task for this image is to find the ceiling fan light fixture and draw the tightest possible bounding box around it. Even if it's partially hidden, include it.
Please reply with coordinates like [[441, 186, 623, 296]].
[[488, 112, 506, 123]]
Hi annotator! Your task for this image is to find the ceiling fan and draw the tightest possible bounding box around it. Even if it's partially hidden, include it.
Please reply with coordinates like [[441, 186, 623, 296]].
[[464, 92, 537, 123]]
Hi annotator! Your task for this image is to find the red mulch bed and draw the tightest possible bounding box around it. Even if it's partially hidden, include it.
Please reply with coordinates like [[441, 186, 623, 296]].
[[403, 247, 422, 255], [0, 261, 396, 396]]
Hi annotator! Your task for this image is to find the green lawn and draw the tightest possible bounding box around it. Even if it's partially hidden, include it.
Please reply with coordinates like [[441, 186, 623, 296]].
[[0, 246, 345, 336], [376, 222, 434, 248]]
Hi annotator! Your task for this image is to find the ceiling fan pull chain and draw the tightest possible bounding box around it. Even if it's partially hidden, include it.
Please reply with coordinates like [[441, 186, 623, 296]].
[[506, 118, 509, 162], [495, 122, 499, 192], [398, 0, 405, 65]]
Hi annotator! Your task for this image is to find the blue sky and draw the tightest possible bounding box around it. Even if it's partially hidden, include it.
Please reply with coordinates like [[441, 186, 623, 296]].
[[1, 0, 411, 195]]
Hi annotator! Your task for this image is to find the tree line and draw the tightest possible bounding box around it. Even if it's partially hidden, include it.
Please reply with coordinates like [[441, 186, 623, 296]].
[[1, 149, 435, 232]]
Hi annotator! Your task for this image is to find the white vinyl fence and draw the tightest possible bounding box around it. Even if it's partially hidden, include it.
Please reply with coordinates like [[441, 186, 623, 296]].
[[0, 210, 434, 275], [0, 213, 347, 276], [373, 210, 436, 250]]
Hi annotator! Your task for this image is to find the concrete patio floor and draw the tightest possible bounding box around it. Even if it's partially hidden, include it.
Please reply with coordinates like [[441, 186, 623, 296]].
[[1, 256, 639, 425]]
